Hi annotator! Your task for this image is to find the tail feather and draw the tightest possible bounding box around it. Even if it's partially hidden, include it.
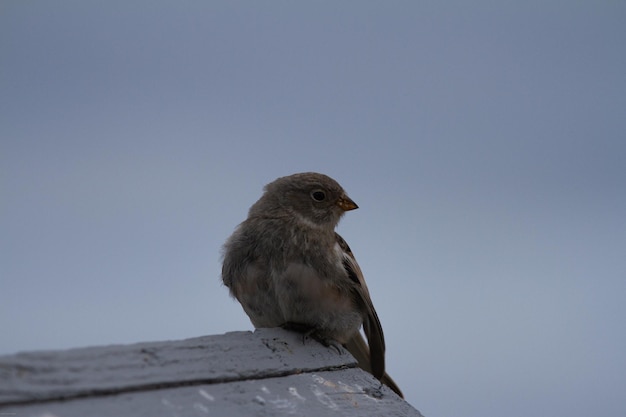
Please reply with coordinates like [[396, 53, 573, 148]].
[[344, 333, 403, 398]]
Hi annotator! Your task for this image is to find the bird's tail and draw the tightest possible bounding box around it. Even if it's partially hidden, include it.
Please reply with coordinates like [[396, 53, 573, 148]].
[[344, 333, 404, 398]]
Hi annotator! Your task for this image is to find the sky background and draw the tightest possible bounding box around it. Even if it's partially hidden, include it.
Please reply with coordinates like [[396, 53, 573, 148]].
[[1, 2, 625, 416]]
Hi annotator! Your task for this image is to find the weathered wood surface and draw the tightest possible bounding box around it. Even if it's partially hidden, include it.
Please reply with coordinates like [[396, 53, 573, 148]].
[[0, 328, 424, 416]]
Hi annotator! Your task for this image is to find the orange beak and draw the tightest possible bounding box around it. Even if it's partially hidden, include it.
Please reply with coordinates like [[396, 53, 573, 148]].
[[337, 195, 358, 211]]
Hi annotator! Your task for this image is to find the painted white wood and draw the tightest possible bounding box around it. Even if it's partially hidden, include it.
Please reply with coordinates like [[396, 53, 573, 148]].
[[0, 328, 423, 416]]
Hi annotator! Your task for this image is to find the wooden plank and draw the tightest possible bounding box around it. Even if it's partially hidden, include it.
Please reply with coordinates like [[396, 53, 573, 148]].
[[0, 328, 356, 405], [2, 369, 422, 417]]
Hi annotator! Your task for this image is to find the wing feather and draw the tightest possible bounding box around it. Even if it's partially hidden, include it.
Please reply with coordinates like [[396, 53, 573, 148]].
[[335, 233, 386, 379]]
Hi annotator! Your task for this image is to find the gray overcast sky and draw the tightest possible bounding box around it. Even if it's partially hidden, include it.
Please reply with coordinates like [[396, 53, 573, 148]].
[[1, 2, 625, 416]]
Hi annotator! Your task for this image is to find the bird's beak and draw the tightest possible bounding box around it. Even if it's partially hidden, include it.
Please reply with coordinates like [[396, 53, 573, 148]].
[[337, 195, 358, 211]]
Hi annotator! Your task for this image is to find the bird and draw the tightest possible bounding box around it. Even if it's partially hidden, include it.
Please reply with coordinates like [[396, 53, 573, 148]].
[[221, 172, 403, 397]]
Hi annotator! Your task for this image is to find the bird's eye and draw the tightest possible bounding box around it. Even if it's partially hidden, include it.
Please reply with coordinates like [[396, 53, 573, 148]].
[[311, 190, 326, 201]]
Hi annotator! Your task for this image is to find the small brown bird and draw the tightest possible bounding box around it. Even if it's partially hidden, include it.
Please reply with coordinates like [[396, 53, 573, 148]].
[[221, 172, 402, 397]]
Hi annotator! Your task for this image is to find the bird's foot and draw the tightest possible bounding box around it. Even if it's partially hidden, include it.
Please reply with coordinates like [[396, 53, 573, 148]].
[[281, 322, 343, 353]]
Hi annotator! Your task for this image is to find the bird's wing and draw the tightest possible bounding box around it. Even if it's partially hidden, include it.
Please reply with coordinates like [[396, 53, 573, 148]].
[[335, 232, 386, 379]]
